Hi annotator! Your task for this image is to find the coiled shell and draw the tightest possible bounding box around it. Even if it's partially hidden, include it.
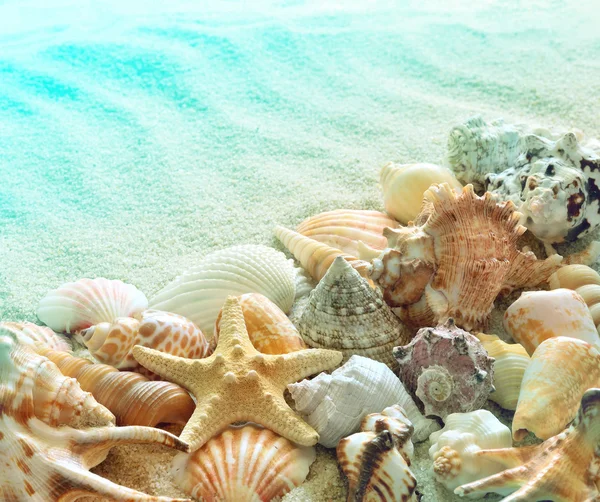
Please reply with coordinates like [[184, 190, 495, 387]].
[[0, 321, 70, 352]]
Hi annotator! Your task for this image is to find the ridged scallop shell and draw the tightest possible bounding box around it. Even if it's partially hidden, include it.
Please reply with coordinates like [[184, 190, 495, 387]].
[[149, 245, 296, 338], [36, 345, 195, 427], [296, 209, 399, 256], [171, 424, 315, 502], [370, 183, 561, 331], [37, 277, 148, 333], [503, 288, 600, 355], [475, 333, 530, 410], [298, 256, 411, 371], [513, 336, 600, 441], [380, 162, 463, 224], [0, 321, 71, 352], [394, 320, 495, 420], [288, 355, 439, 447], [428, 410, 512, 491]]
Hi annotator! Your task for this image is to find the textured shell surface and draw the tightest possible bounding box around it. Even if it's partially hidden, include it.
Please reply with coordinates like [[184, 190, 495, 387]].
[[361, 405, 415, 460], [512, 336, 600, 441], [148, 245, 296, 338], [475, 333, 530, 410], [428, 409, 512, 491], [0, 321, 71, 352], [503, 288, 600, 355], [380, 162, 463, 224], [171, 424, 315, 502], [298, 256, 411, 371], [394, 320, 495, 420], [369, 183, 561, 331], [288, 355, 439, 447], [37, 277, 148, 334]]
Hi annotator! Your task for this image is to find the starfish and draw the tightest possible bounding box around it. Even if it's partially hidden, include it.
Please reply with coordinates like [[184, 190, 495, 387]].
[[132, 296, 343, 451]]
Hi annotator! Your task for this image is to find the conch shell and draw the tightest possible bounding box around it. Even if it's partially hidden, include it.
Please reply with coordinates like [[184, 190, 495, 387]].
[[0, 321, 70, 352]]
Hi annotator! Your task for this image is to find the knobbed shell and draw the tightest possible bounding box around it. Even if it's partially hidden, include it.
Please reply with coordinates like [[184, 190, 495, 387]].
[[171, 424, 315, 502], [0, 321, 70, 352], [380, 162, 463, 224], [503, 288, 600, 355], [429, 410, 512, 492], [149, 245, 296, 338], [37, 277, 148, 333], [394, 320, 495, 420], [298, 256, 411, 371]]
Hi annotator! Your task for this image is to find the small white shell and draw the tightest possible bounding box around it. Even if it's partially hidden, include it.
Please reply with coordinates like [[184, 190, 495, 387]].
[[149, 245, 296, 337], [37, 278, 148, 334]]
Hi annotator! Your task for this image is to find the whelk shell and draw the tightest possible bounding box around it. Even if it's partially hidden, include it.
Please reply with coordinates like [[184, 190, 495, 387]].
[[1, 321, 70, 352]]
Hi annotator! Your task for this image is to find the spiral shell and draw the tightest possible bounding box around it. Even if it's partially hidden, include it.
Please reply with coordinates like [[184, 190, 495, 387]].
[[0, 321, 70, 352]]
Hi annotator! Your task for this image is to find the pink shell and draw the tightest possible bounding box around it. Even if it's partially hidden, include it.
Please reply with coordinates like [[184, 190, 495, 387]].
[[0, 321, 71, 352]]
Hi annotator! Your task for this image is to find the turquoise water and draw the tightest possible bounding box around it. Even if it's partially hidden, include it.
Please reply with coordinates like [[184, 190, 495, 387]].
[[1, 0, 599, 322]]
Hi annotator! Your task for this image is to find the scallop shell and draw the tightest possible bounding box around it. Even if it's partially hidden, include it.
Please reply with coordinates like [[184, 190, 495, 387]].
[[297, 256, 411, 371], [296, 209, 399, 256], [288, 355, 439, 447], [503, 288, 600, 355], [0, 321, 71, 352], [380, 162, 463, 224], [215, 293, 305, 354], [513, 336, 600, 441], [394, 319, 495, 420], [475, 333, 530, 411], [149, 245, 296, 338], [37, 277, 148, 333], [171, 424, 315, 502], [428, 410, 512, 491]]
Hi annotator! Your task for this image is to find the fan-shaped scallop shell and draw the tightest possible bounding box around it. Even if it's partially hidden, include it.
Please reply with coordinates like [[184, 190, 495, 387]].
[[37, 277, 148, 333], [298, 256, 411, 371], [171, 424, 315, 502], [0, 321, 70, 352], [149, 245, 296, 338]]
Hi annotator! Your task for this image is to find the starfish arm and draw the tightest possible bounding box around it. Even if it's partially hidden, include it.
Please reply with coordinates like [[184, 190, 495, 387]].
[[178, 403, 230, 453], [454, 466, 528, 498], [216, 296, 258, 354], [474, 445, 540, 470], [275, 348, 342, 384], [132, 345, 200, 388]]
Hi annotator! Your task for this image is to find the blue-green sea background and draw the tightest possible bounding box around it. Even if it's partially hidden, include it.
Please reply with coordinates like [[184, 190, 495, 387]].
[[1, 0, 599, 322]]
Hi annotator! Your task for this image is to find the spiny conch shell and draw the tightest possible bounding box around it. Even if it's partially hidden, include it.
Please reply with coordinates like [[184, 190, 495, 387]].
[[503, 288, 600, 355], [512, 336, 600, 441], [149, 245, 296, 338], [296, 209, 399, 256], [37, 277, 148, 333], [0, 321, 71, 352], [428, 410, 512, 492], [369, 183, 562, 331], [455, 388, 600, 501], [288, 355, 439, 447], [274, 225, 370, 283], [380, 162, 463, 224], [297, 256, 411, 371], [475, 333, 530, 411], [36, 345, 195, 427], [214, 292, 306, 354], [0, 329, 190, 502], [171, 424, 315, 502], [394, 319, 495, 421]]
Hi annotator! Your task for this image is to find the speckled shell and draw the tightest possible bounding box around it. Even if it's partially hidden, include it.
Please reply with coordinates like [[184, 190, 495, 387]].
[[288, 355, 439, 447], [513, 336, 600, 441], [171, 424, 315, 502], [298, 256, 411, 371], [429, 410, 512, 491], [475, 333, 530, 411], [149, 245, 296, 338], [370, 183, 561, 331], [503, 289, 600, 355], [380, 162, 463, 224], [0, 321, 71, 352], [296, 209, 399, 256], [37, 277, 148, 334], [394, 320, 495, 420]]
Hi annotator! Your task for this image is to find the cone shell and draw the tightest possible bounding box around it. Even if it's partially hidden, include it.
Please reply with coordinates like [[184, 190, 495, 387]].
[[0, 321, 70, 352], [475, 333, 530, 410], [513, 336, 600, 441], [380, 162, 463, 225], [298, 256, 411, 371], [503, 288, 600, 355], [171, 424, 315, 502], [149, 245, 296, 338], [37, 277, 148, 333]]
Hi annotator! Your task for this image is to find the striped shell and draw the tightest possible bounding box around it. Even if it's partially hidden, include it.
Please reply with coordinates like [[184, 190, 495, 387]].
[[0, 321, 70, 352], [171, 424, 315, 502]]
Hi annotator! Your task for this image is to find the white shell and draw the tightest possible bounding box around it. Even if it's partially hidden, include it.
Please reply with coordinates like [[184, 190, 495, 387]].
[[287, 355, 439, 447], [149, 245, 296, 337], [37, 278, 148, 334], [428, 410, 512, 491], [0, 321, 71, 352]]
